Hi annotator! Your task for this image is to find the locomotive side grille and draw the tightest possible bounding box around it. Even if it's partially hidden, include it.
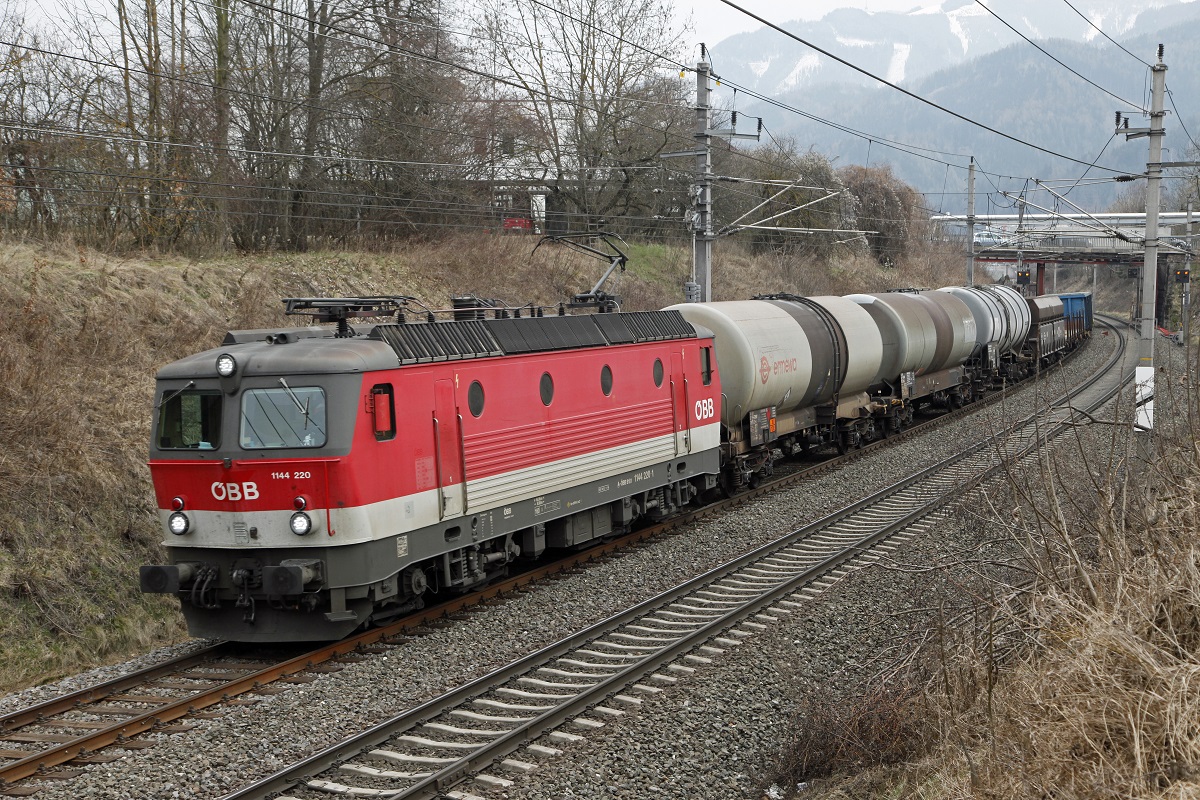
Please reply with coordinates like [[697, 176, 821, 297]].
[[590, 313, 636, 343], [372, 311, 695, 363], [487, 316, 611, 354], [597, 310, 695, 343], [372, 321, 502, 364]]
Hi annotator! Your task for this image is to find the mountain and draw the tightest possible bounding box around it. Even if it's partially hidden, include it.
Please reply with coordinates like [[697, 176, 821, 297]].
[[708, 0, 1200, 212]]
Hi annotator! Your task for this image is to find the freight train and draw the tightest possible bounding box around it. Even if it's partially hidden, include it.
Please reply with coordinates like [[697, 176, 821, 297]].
[[140, 286, 1092, 642]]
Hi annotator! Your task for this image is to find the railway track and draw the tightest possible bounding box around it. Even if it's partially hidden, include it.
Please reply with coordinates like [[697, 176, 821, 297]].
[[0, 320, 1126, 797], [211, 319, 1132, 800]]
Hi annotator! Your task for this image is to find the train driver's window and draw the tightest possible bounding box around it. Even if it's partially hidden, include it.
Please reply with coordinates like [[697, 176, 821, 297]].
[[371, 384, 396, 441], [157, 389, 222, 449], [701, 346, 713, 386]]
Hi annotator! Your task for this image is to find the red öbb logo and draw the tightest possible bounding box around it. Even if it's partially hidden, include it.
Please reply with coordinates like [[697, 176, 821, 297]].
[[759, 355, 771, 384]]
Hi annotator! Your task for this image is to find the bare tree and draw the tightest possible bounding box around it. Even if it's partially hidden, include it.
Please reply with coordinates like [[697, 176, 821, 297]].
[[477, 0, 690, 232]]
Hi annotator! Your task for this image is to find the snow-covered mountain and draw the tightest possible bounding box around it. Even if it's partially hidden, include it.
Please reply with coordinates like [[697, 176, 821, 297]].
[[706, 0, 1200, 210], [712, 0, 1194, 95]]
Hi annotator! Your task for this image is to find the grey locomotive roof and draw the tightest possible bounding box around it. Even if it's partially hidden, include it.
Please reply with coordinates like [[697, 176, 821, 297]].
[[156, 336, 401, 379], [372, 309, 697, 365], [156, 310, 701, 379]]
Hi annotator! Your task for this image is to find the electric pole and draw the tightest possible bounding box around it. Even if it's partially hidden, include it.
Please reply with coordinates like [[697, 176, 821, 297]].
[[966, 157, 976, 285], [1015, 187, 1026, 289], [1119, 45, 1167, 433], [694, 60, 714, 303], [664, 54, 759, 302], [1185, 201, 1192, 348]]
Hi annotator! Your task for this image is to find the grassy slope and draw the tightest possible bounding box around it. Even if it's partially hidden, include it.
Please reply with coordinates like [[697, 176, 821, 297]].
[[0, 234, 968, 691]]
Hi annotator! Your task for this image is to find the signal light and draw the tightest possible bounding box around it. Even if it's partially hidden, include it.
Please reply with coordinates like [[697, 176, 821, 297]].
[[216, 353, 238, 377], [289, 512, 314, 536], [171, 496, 185, 511], [168, 512, 190, 536]]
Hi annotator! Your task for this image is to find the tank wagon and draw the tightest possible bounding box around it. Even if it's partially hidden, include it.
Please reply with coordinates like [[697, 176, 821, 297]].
[[141, 288, 1092, 642]]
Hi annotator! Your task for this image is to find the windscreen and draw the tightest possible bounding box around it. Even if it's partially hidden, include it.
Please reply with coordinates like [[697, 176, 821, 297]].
[[240, 387, 327, 449]]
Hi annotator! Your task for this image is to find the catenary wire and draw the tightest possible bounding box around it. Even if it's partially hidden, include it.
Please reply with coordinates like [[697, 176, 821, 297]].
[[971, 0, 1146, 111], [1057, 0, 1151, 67], [715, 0, 1133, 175]]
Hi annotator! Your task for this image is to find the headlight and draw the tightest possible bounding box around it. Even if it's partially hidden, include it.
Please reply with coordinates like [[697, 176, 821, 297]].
[[215, 353, 238, 377], [168, 512, 191, 536], [289, 511, 313, 536]]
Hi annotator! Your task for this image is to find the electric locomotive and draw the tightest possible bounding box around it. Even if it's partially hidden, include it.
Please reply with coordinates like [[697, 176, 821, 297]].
[[141, 298, 723, 641]]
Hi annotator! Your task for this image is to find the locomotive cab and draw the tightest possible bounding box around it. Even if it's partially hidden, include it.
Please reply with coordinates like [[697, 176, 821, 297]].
[[140, 329, 397, 641]]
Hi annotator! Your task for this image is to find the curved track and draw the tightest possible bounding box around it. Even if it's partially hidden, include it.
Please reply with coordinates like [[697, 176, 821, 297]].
[[0, 319, 1127, 795], [215, 318, 1132, 800]]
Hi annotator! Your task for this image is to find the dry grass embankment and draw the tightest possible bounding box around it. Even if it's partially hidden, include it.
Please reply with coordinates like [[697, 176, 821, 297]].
[[769, 342, 1200, 797], [0, 235, 602, 689], [0, 233, 961, 691]]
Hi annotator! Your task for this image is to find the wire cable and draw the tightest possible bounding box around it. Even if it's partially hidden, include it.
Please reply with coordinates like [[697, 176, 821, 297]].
[[1166, 85, 1200, 153], [971, 0, 1146, 111], [715, 0, 1134, 175], [1057, 0, 1151, 67]]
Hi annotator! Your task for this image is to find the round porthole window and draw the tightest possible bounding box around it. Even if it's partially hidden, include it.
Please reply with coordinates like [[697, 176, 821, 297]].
[[540, 372, 554, 406], [468, 381, 485, 417], [601, 365, 613, 396], [653, 358, 664, 387]]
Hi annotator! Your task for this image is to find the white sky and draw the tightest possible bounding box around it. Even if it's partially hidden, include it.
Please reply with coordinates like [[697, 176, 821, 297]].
[[679, 0, 933, 50]]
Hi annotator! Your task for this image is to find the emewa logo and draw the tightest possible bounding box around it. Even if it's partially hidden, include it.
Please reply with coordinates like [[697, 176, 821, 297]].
[[759, 355, 771, 384]]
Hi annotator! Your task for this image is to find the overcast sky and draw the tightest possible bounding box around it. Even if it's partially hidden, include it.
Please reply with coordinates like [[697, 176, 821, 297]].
[[679, 0, 932, 50]]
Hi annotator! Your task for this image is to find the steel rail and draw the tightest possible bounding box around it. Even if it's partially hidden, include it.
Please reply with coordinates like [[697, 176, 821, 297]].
[[218, 318, 1131, 800], [0, 643, 230, 734], [0, 318, 1123, 792]]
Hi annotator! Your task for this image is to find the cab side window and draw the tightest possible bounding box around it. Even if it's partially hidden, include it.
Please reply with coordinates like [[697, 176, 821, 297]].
[[158, 390, 223, 449]]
